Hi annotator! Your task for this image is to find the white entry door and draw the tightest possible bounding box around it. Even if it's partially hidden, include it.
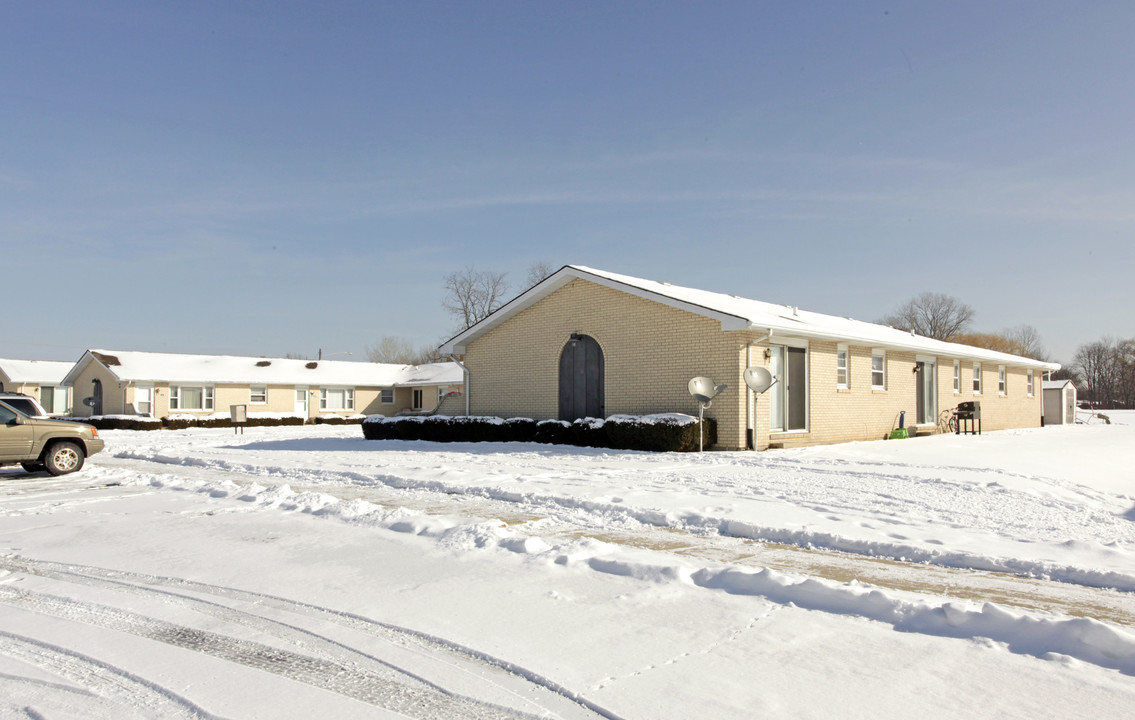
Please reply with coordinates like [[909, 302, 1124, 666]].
[[295, 387, 308, 417], [135, 385, 154, 416]]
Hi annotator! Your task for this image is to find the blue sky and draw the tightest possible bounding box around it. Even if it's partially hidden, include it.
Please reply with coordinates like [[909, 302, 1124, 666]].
[[3, 1, 1133, 364]]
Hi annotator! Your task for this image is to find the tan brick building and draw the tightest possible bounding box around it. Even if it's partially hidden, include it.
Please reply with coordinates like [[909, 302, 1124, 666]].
[[0, 359, 74, 415], [439, 266, 1060, 450], [62, 350, 463, 422]]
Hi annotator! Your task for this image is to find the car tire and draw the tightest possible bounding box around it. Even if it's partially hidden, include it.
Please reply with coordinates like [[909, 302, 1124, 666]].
[[44, 441, 85, 476], [20, 461, 45, 473]]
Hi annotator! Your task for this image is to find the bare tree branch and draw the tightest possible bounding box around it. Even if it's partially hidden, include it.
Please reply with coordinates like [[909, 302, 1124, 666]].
[[524, 261, 556, 289], [880, 292, 975, 340], [365, 336, 420, 364], [442, 266, 510, 332]]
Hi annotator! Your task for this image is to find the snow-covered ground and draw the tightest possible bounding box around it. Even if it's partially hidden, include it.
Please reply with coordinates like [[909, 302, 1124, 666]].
[[2, 412, 1134, 718]]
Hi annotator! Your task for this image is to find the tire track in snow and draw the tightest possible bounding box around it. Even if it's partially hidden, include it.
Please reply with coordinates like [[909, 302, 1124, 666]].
[[0, 555, 623, 720], [0, 585, 548, 720], [0, 631, 227, 720]]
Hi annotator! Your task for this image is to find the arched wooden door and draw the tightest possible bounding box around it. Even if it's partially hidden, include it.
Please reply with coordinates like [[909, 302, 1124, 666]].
[[559, 334, 604, 420], [91, 378, 103, 415]]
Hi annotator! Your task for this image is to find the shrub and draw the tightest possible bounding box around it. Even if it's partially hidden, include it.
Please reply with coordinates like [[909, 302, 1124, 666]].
[[605, 414, 714, 452], [71, 416, 163, 431], [361, 413, 715, 452], [314, 415, 364, 425], [534, 419, 572, 445]]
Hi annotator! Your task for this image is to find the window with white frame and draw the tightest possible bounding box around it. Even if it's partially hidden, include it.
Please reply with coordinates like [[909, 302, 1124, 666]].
[[953, 360, 961, 393], [169, 385, 214, 411], [1027, 370, 1034, 396], [250, 386, 267, 404], [40, 385, 71, 414], [380, 388, 394, 404], [871, 350, 886, 389], [319, 387, 354, 411], [972, 362, 982, 394], [438, 387, 447, 404], [412, 388, 424, 410], [836, 345, 849, 388], [998, 366, 1007, 395]]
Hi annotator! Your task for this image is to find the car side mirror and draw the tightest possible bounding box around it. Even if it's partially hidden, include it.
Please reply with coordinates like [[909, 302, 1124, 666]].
[[11, 414, 25, 426]]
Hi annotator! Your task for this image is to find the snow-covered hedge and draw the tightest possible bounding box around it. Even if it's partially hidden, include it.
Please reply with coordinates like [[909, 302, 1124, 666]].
[[56, 415, 164, 431], [361, 413, 716, 452], [67, 413, 309, 431], [314, 414, 366, 425]]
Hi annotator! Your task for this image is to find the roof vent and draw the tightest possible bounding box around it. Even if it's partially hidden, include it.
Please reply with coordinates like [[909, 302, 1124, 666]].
[[91, 351, 121, 367], [305, 362, 318, 369]]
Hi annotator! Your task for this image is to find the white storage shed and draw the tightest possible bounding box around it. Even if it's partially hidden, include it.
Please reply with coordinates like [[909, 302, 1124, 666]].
[[1042, 379, 1077, 426]]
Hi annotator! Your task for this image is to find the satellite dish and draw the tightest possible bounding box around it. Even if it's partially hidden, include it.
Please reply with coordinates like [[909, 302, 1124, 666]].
[[688, 377, 726, 405], [743, 366, 776, 394], [687, 377, 726, 452]]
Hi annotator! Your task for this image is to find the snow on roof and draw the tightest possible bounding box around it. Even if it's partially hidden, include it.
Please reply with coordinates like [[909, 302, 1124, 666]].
[[440, 265, 1061, 371], [0, 358, 75, 385], [1043, 379, 1075, 390], [64, 350, 463, 387]]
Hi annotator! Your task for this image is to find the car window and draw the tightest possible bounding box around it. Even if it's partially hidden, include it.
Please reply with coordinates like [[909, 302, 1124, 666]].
[[0, 405, 17, 424], [1, 398, 43, 417]]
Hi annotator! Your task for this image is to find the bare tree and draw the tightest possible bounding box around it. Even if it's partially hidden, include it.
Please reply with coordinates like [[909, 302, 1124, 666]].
[[365, 336, 420, 364], [951, 332, 1024, 356], [442, 266, 510, 331], [880, 292, 975, 340], [1005, 324, 1047, 360], [951, 325, 1048, 360], [524, 261, 557, 289], [1119, 338, 1135, 409], [1073, 338, 1122, 408]]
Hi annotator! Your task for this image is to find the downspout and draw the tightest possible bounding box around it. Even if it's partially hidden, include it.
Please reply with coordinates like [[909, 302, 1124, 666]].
[[449, 355, 470, 416], [747, 330, 774, 450]]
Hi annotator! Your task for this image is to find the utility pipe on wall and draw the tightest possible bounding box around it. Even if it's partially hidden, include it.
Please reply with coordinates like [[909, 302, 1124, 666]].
[[449, 356, 470, 416], [746, 330, 774, 450]]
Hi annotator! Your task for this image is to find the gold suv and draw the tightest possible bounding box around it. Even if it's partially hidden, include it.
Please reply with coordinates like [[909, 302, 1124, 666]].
[[0, 393, 104, 475]]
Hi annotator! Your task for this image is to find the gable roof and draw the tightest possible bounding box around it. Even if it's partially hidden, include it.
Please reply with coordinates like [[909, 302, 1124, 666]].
[[1043, 379, 1076, 391], [0, 359, 75, 385], [440, 265, 1060, 371], [62, 350, 463, 388]]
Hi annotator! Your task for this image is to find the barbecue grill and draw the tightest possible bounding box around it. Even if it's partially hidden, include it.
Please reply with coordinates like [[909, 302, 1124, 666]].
[[956, 400, 981, 435]]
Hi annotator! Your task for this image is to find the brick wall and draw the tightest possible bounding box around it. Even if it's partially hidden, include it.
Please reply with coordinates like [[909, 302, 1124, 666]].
[[465, 278, 1045, 450]]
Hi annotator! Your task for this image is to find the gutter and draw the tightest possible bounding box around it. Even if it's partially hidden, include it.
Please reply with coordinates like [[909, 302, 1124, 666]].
[[745, 331, 773, 451], [448, 356, 470, 416]]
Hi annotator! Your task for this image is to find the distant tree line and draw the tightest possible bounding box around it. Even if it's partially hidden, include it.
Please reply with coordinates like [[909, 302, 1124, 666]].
[[1067, 337, 1135, 409]]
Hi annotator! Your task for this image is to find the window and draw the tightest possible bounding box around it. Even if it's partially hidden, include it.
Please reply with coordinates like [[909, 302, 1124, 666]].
[[169, 385, 214, 411], [1027, 370, 1034, 397], [871, 350, 886, 390], [953, 360, 961, 393], [40, 386, 72, 414], [438, 387, 448, 404], [972, 362, 982, 394], [380, 388, 394, 404], [250, 386, 267, 404], [319, 387, 355, 411], [836, 345, 849, 388], [412, 388, 424, 410], [998, 366, 1007, 395]]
